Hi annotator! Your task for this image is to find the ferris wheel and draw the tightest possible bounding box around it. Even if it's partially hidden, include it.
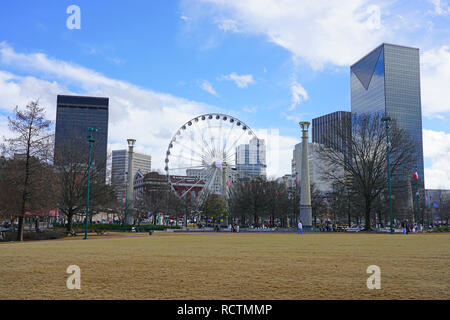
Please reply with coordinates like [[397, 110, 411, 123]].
[[164, 113, 260, 206]]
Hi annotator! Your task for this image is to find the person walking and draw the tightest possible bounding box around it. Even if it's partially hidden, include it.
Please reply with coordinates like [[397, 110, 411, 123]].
[[298, 220, 303, 235]]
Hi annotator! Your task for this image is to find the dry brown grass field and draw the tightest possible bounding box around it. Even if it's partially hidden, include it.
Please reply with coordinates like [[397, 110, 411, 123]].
[[0, 232, 449, 300]]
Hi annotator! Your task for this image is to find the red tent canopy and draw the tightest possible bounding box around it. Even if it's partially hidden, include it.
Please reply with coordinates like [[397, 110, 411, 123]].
[[25, 209, 59, 217]]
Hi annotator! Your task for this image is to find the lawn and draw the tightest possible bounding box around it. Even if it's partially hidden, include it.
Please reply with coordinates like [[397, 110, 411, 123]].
[[0, 232, 448, 300]]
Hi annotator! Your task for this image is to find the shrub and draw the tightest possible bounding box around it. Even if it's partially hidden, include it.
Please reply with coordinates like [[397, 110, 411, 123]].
[[61, 223, 181, 232], [434, 226, 449, 232], [1, 231, 65, 242]]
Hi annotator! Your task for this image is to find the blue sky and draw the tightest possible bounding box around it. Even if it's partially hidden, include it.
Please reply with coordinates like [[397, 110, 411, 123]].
[[0, 0, 449, 188]]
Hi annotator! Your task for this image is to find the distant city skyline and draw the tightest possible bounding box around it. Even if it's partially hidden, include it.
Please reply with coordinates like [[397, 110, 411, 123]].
[[0, 1, 449, 188]]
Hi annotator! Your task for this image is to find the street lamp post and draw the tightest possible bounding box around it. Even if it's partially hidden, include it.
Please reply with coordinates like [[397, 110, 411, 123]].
[[334, 196, 338, 228], [381, 116, 394, 234], [416, 191, 421, 226], [124, 170, 128, 232], [84, 127, 98, 240]]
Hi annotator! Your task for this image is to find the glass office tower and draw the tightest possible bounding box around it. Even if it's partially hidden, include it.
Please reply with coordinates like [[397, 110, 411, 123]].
[[54, 95, 109, 182], [312, 111, 352, 161], [236, 137, 267, 179], [351, 43, 424, 187]]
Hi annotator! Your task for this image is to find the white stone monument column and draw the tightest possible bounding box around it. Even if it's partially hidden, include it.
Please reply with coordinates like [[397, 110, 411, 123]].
[[299, 122, 312, 230], [126, 139, 136, 224]]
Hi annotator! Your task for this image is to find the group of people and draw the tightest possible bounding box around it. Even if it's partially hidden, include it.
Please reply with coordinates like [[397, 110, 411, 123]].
[[401, 220, 422, 234], [230, 223, 239, 233]]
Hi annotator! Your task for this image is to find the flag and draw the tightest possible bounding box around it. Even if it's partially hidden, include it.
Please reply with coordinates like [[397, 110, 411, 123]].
[[412, 172, 419, 180]]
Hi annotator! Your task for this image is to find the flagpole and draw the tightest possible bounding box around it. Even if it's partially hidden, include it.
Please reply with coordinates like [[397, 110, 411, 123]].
[[412, 172, 422, 228]]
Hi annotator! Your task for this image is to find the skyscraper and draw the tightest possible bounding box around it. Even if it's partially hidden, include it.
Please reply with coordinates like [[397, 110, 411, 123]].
[[236, 137, 266, 179], [312, 111, 351, 160], [54, 95, 109, 182], [292, 142, 340, 192], [111, 149, 152, 204], [350, 43, 424, 186]]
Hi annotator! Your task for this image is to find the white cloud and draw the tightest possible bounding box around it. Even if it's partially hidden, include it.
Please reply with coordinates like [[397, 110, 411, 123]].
[[254, 128, 298, 178], [428, 0, 450, 15], [242, 106, 257, 113], [0, 42, 213, 172], [282, 113, 301, 123], [195, 0, 387, 69], [220, 72, 254, 88], [187, 1, 450, 121], [421, 46, 450, 118], [288, 81, 308, 111], [200, 80, 218, 96], [0, 71, 69, 120], [423, 129, 450, 189], [217, 19, 240, 32], [0, 43, 300, 178]]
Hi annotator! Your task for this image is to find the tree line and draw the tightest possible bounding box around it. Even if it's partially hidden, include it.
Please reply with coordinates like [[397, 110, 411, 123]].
[[0, 101, 119, 241], [228, 112, 441, 230], [1, 101, 447, 238]]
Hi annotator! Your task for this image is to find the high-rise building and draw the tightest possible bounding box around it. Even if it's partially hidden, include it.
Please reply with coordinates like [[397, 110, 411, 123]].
[[292, 142, 341, 192], [350, 43, 424, 186], [111, 149, 151, 204], [54, 95, 109, 182], [236, 137, 266, 179], [312, 111, 351, 160]]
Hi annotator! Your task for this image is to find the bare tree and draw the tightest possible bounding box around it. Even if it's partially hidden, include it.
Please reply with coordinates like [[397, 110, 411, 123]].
[[4, 101, 53, 241], [318, 113, 416, 230], [55, 133, 110, 232], [230, 178, 267, 227], [229, 178, 295, 227], [440, 199, 450, 225], [310, 184, 328, 227], [0, 157, 23, 224], [88, 183, 119, 222], [135, 171, 170, 225]]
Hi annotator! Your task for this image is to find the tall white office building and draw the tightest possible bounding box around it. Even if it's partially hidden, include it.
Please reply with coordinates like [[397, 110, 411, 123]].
[[291, 142, 341, 193], [111, 149, 151, 204]]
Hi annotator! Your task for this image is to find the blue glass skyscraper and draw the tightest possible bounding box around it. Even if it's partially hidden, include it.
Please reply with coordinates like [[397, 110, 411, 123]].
[[351, 43, 424, 187]]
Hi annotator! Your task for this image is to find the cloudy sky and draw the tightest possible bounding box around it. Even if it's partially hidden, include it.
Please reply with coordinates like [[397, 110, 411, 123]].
[[0, 0, 449, 188]]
